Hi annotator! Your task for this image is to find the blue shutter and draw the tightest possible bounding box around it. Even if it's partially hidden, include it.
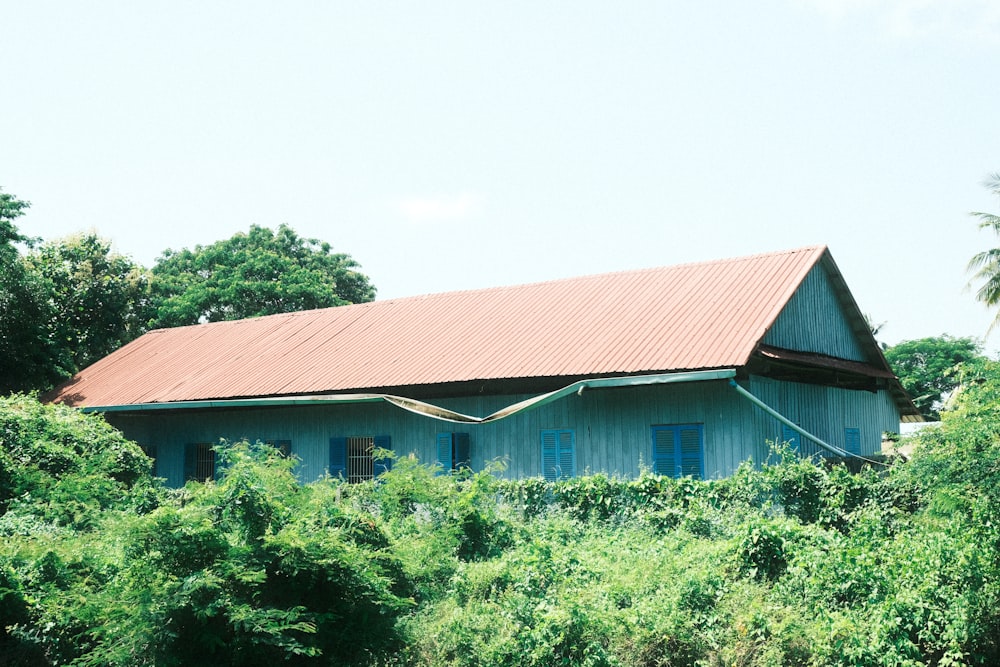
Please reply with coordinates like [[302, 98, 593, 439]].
[[541, 430, 558, 481], [845, 428, 861, 455], [436, 432, 453, 469], [329, 437, 347, 479], [373, 435, 392, 475], [453, 433, 471, 470], [652, 427, 676, 477], [678, 426, 703, 479], [558, 430, 575, 479], [541, 429, 574, 481], [651, 425, 703, 479], [781, 424, 800, 453]]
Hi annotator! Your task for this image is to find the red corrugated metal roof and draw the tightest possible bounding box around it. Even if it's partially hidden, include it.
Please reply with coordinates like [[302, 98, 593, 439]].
[[48, 245, 850, 407]]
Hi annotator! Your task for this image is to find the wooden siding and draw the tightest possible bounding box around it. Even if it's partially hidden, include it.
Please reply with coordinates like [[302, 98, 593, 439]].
[[764, 264, 866, 361], [748, 375, 899, 457], [107, 377, 900, 487]]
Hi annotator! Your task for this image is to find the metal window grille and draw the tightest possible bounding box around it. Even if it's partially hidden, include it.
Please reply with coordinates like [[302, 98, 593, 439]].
[[347, 436, 375, 483], [194, 443, 215, 481]]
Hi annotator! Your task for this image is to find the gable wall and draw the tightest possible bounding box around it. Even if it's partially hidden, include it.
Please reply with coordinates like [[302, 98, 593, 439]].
[[763, 264, 866, 361], [106, 377, 900, 487]]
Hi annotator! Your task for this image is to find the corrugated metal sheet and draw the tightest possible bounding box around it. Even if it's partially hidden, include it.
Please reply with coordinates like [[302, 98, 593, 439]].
[[48, 245, 855, 407]]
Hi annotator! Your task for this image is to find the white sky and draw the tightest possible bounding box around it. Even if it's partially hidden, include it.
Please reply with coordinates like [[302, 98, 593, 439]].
[[3, 1, 999, 350]]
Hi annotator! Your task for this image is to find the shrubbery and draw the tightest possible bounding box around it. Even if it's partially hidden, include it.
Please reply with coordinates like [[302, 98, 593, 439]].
[[4, 372, 1000, 665]]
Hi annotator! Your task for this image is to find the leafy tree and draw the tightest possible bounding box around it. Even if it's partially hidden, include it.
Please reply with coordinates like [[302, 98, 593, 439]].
[[25, 233, 154, 374], [884, 335, 984, 421], [0, 189, 60, 394], [967, 172, 1000, 330], [150, 224, 375, 328]]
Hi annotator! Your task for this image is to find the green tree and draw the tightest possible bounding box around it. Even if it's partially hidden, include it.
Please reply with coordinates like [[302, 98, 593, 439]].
[[967, 172, 1000, 330], [150, 224, 375, 328], [25, 233, 154, 374], [884, 334, 984, 421], [0, 190, 61, 394]]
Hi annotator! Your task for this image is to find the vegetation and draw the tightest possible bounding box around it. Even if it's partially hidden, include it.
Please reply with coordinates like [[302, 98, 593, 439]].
[[884, 335, 985, 420], [4, 361, 1000, 665], [25, 233, 154, 376], [0, 187, 375, 393], [0, 189, 58, 394], [968, 172, 1000, 331], [149, 224, 376, 328]]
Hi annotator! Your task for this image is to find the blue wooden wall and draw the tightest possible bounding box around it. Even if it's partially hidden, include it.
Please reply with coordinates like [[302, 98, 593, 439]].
[[108, 375, 899, 487], [764, 263, 867, 361]]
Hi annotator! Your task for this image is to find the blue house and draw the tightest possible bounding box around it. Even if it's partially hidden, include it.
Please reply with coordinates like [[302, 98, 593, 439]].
[[46, 246, 919, 486]]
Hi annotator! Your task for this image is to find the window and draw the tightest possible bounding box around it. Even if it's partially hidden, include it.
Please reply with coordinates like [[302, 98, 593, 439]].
[[329, 435, 391, 482], [139, 444, 158, 477], [781, 424, 801, 453], [844, 428, 861, 455], [436, 432, 471, 471], [265, 439, 292, 457], [651, 424, 703, 479], [541, 429, 575, 482], [184, 443, 216, 482]]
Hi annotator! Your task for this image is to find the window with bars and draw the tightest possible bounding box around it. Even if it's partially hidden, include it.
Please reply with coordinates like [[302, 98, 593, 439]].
[[184, 443, 216, 482], [541, 429, 575, 482], [436, 432, 471, 472], [651, 424, 703, 479], [329, 435, 391, 482]]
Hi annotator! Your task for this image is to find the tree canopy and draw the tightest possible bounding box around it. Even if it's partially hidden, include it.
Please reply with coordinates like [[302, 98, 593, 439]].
[[0, 190, 59, 393], [25, 233, 153, 375], [884, 334, 985, 421], [149, 224, 376, 328], [0, 189, 377, 394]]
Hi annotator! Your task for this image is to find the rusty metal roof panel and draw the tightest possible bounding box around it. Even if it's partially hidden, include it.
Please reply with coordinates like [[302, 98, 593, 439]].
[[48, 245, 835, 407]]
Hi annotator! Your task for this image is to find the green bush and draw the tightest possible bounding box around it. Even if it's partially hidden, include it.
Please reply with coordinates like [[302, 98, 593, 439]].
[[8, 379, 1000, 665], [0, 394, 154, 527]]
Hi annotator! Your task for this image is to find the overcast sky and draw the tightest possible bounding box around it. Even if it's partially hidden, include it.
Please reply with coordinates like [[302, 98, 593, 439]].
[[3, 1, 999, 350]]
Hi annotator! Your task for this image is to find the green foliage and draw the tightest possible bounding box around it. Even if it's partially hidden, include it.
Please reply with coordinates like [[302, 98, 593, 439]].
[[11, 373, 1000, 665], [149, 224, 375, 328], [0, 191, 155, 392], [0, 394, 154, 527], [0, 189, 63, 394], [885, 334, 985, 420], [968, 172, 1000, 332], [25, 233, 153, 375], [1, 188, 379, 391]]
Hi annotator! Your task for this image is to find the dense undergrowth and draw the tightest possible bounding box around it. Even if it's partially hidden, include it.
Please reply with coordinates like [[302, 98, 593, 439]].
[[3, 362, 1000, 665]]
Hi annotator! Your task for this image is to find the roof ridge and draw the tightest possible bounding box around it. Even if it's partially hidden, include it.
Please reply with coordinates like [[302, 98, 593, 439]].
[[145, 245, 830, 333], [374, 243, 831, 303]]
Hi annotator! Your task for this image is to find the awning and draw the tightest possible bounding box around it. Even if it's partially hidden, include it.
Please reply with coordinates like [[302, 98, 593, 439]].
[[82, 369, 738, 424]]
